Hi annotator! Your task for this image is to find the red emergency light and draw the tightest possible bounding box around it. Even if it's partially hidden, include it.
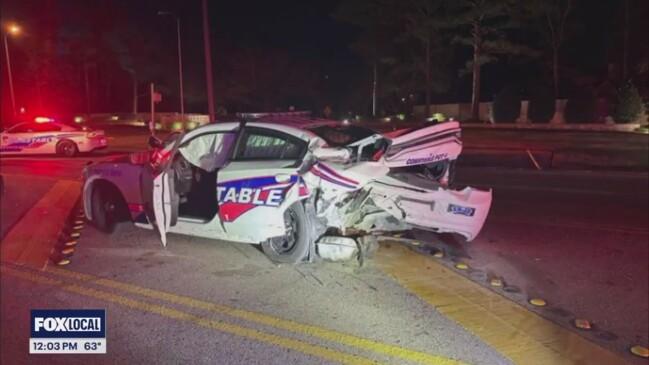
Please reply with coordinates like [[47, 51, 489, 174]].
[[34, 116, 54, 123]]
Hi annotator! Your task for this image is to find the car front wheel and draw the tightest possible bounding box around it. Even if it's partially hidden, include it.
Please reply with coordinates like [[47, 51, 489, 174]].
[[261, 203, 310, 264], [57, 140, 78, 157], [91, 185, 120, 233]]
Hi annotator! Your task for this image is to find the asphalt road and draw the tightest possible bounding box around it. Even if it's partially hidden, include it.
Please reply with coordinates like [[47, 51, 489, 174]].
[[1, 229, 511, 365], [438, 168, 648, 358], [0, 147, 647, 364]]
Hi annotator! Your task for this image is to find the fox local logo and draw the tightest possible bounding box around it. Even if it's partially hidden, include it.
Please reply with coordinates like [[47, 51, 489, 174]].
[[31, 309, 106, 338], [34, 317, 101, 332]]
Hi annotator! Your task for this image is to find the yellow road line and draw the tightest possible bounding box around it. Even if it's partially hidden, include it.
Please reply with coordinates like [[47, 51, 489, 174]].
[[375, 243, 628, 365], [45, 266, 464, 365], [1, 266, 377, 365]]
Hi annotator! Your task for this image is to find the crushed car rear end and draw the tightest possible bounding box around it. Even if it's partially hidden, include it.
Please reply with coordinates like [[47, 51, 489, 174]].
[[306, 121, 492, 242]]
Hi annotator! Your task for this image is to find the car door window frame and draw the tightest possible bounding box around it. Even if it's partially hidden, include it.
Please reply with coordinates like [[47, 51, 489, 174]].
[[7, 123, 32, 133], [33, 123, 62, 132], [231, 127, 307, 163], [177, 130, 239, 169]]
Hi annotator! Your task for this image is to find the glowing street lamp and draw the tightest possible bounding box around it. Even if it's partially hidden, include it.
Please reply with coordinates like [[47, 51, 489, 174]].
[[8, 24, 20, 35], [4, 23, 20, 116]]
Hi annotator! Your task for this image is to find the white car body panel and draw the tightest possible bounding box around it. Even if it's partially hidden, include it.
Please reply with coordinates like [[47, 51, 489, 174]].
[[152, 171, 172, 247], [367, 178, 491, 241]]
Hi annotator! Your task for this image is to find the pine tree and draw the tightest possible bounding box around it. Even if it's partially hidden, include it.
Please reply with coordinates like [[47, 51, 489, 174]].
[[441, 0, 534, 121], [615, 82, 645, 123]]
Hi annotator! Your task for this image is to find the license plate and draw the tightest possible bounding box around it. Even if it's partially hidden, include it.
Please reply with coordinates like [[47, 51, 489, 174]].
[[447, 204, 475, 217]]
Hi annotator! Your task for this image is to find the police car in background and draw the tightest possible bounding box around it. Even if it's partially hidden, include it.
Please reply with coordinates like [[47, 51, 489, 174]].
[[0, 117, 107, 156]]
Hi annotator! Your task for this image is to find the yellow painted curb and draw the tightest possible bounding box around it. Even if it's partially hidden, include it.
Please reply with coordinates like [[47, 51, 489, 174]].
[[411, 241, 421, 246], [73, 225, 84, 230], [61, 248, 75, 255], [433, 251, 444, 258], [454, 263, 468, 270], [375, 243, 626, 365], [70, 232, 81, 238], [630, 345, 649, 358], [56, 259, 70, 266], [64, 240, 78, 247], [0, 180, 81, 269]]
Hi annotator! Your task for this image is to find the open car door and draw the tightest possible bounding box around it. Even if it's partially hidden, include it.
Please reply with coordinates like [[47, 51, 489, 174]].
[[140, 137, 182, 247], [142, 125, 240, 247], [151, 168, 179, 247]]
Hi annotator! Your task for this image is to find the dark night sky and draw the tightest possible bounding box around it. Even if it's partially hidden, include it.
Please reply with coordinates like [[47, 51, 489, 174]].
[[2, 0, 365, 114], [118, 0, 365, 112], [1, 0, 647, 116]]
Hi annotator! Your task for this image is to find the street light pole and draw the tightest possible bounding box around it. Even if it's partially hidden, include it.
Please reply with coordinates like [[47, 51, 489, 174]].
[[3, 33, 16, 116], [175, 17, 184, 119], [158, 11, 185, 120], [201, 0, 216, 122]]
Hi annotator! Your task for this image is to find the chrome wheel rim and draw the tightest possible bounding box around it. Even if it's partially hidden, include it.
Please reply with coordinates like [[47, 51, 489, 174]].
[[270, 209, 298, 255]]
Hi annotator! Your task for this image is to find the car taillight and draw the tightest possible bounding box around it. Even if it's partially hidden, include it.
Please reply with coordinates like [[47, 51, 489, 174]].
[[150, 149, 172, 168], [129, 151, 152, 165]]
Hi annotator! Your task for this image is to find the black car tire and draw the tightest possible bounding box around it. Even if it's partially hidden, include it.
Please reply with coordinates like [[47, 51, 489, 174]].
[[57, 140, 78, 157], [91, 185, 118, 233], [261, 203, 310, 264]]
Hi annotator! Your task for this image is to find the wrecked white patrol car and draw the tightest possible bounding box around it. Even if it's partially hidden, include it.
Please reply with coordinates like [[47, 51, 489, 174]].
[[82, 117, 491, 263]]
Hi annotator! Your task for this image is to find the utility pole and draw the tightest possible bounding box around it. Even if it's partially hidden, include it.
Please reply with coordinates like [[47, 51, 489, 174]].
[[372, 62, 377, 117], [150, 83, 155, 135], [158, 11, 185, 119], [202, 0, 216, 122], [131, 71, 138, 114], [84, 63, 91, 114], [176, 17, 184, 119], [622, 0, 629, 80]]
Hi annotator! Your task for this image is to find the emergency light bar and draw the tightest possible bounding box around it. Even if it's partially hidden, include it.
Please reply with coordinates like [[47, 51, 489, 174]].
[[236, 111, 312, 119], [34, 117, 54, 123]]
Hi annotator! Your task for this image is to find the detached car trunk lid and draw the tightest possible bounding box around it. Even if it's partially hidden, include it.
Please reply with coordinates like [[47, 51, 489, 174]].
[[381, 122, 462, 168]]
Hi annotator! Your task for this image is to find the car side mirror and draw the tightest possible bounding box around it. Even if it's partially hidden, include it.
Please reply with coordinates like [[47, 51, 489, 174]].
[[148, 135, 163, 149]]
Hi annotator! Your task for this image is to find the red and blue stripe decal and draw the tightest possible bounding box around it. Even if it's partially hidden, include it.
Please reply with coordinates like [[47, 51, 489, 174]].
[[217, 175, 305, 222], [310, 162, 358, 189]]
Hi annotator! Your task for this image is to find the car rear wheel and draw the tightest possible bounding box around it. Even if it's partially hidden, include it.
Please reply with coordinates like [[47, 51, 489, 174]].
[[57, 140, 78, 157], [91, 185, 121, 233], [261, 203, 310, 264]]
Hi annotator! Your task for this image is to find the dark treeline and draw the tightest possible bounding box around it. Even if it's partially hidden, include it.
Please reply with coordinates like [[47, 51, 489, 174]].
[[1, 0, 647, 120]]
